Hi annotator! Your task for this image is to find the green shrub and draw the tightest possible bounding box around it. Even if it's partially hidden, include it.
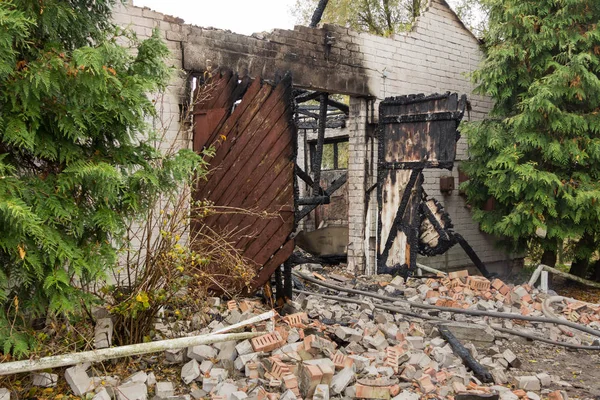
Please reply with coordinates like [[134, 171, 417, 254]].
[[0, 0, 201, 356]]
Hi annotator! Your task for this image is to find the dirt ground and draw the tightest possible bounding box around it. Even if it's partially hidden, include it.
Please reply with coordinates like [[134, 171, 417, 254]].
[[499, 276, 600, 399], [506, 341, 600, 399]]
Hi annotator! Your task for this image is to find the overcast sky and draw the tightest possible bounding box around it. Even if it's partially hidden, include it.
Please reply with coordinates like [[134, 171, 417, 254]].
[[133, 0, 299, 35], [133, 1, 469, 36]]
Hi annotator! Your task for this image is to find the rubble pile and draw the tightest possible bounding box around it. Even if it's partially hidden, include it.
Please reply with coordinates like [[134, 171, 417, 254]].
[[3, 268, 597, 400]]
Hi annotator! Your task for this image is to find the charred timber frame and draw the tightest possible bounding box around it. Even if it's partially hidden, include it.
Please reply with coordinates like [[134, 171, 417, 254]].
[[377, 93, 466, 277]]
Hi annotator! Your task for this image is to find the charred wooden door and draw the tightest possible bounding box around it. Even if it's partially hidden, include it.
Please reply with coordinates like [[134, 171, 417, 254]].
[[193, 70, 297, 292], [377, 93, 466, 276]]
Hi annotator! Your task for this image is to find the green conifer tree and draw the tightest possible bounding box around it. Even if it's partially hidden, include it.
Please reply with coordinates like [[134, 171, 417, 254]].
[[0, 0, 201, 355], [461, 0, 600, 277]]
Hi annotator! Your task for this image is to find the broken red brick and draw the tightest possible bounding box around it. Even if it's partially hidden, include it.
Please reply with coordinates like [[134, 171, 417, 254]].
[[448, 270, 469, 279], [491, 278, 505, 290], [298, 364, 323, 398], [417, 375, 436, 394], [384, 347, 402, 373], [283, 312, 308, 328], [282, 373, 299, 390], [275, 326, 289, 343], [409, 323, 425, 336], [331, 351, 354, 370], [521, 294, 533, 303], [435, 371, 448, 383], [467, 276, 491, 291], [251, 332, 285, 352], [239, 300, 252, 313], [227, 300, 238, 311], [548, 391, 567, 400], [423, 367, 436, 378], [355, 384, 391, 400], [270, 358, 291, 378]]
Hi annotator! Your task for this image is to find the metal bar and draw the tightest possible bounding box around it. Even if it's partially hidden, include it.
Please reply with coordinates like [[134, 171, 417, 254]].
[[381, 92, 459, 106]]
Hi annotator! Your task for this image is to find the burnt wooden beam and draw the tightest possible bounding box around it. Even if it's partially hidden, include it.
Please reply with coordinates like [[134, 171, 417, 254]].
[[311, 93, 328, 194], [298, 196, 331, 205], [296, 91, 322, 104], [327, 97, 349, 115], [380, 111, 465, 124], [297, 108, 321, 119], [297, 119, 346, 130], [310, 0, 330, 27], [295, 164, 316, 187], [296, 172, 347, 221], [453, 233, 495, 279], [288, 251, 347, 266], [295, 164, 325, 196], [438, 325, 493, 383], [379, 161, 455, 171], [296, 92, 349, 115]]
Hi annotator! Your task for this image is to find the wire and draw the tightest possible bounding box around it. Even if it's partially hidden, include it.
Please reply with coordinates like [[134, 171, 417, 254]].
[[293, 289, 600, 351], [292, 271, 600, 338]]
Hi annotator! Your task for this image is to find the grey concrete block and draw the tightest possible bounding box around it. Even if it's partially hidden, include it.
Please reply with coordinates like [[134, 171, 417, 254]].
[[65, 365, 93, 396]]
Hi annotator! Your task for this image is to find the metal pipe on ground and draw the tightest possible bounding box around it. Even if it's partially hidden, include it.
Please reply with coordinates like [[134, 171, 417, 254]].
[[293, 289, 600, 350], [292, 271, 600, 338], [529, 264, 600, 289], [0, 332, 261, 376], [0, 310, 276, 376]]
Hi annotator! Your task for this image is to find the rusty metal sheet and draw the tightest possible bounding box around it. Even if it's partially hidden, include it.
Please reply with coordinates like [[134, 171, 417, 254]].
[[193, 70, 297, 292]]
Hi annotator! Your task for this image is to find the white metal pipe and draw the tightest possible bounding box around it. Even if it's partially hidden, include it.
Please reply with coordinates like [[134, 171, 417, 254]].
[[0, 332, 261, 376], [416, 263, 448, 276], [528, 264, 544, 287], [212, 310, 276, 334]]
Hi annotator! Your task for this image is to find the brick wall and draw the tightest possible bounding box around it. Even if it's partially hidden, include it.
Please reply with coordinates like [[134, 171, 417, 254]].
[[113, 0, 516, 275]]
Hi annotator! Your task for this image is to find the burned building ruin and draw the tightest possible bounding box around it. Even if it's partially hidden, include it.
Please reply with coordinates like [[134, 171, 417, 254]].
[[112, 0, 521, 291]]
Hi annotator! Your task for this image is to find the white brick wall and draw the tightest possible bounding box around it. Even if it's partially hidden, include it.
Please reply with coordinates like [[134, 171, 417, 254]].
[[344, 0, 514, 273]]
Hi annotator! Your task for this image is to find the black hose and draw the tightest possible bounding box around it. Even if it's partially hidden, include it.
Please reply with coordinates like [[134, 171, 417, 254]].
[[293, 289, 600, 351], [293, 271, 600, 338]]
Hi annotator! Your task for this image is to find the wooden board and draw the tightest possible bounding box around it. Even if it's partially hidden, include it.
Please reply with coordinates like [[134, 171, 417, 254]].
[[192, 70, 297, 292]]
